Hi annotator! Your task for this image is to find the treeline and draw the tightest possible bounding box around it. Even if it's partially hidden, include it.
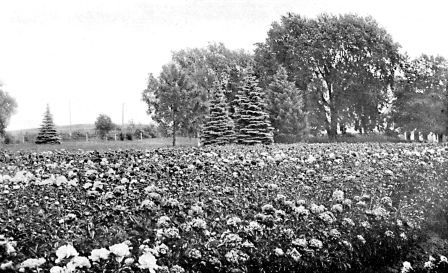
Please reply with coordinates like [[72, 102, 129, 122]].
[[142, 13, 448, 144]]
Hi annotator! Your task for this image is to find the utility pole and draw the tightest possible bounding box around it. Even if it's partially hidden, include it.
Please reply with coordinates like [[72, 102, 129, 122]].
[[69, 100, 72, 139], [122, 103, 124, 130]]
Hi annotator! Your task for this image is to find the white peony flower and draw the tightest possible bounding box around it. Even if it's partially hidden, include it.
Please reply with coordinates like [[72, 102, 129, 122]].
[[401, 261, 412, 273], [109, 243, 131, 262], [20, 257, 46, 269], [332, 190, 344, 202], [50, 266, 65, 273], [138, 252, 158, 272], [55, 245, 79, 263], [89, 248, 110, 262], [70, 256, 91, 269]]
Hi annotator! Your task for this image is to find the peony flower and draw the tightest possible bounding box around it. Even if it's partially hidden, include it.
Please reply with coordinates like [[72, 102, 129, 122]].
[[227, 216, 242, 226], [332, 190, 344, 202], [138, 252, 158, 273], [401, 261, 412, 273], [331, 204, 343, 213], [342, 217, 355, 227], [156, 216, 171, 228], [189, 248, 202, 259], [124, 258, 135, 265], [274, 248, 284, 256], [329, 228, 341, 238], [19, 257, 46, 269], [89, 248, 110, 262], [109, 243, 131, 262], [287, 248, 302, 262], [440, 255, 448, 263], [385, 230, 394, 237], [357, 235, 366, 244], [55, 245, 79, 263], [49, 266, 65, 273], [170, 265, 186, 273], [309, 238, 323, 249], [0, 261, 14, 270], [191, 218, 207, 230], [292, 238, 307, 248], [70, 256, 91, 269], [319, 211, 336, 224]]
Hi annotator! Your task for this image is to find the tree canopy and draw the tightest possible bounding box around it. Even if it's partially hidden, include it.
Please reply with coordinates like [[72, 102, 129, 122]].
[[142, 63, 196, 146], [0, 86, 17, 137], [256, 13, 401, 137]]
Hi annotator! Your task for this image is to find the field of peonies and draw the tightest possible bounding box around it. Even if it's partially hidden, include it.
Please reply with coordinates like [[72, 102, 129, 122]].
[[1, 143, 448, 273]]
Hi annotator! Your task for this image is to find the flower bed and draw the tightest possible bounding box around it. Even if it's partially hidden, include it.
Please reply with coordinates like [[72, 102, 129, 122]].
[[1, 143, 448, 272]]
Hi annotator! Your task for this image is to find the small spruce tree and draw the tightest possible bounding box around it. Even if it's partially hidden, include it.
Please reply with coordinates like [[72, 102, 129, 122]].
[[201, 79, 235, 145], [234, 69, 273, 145], [35, 105, 61, 144]]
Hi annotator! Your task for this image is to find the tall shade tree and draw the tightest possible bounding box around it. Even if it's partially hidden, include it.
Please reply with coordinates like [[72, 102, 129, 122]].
[[392, 54, 448, 141], [201, 77, 235, 145], [95, 114, 114, 140], [266, 66, 305, 142], [35, 105, 61, 144], [0, 86, 17, 137], [234, 69, 274, 145], [256, 13, 401, 138], [142, 63, 195, 146]]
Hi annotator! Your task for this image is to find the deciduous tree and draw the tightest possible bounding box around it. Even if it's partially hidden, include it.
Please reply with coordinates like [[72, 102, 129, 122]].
[[142, 64, 195, 146], [0, 86, 17, 137], [257, 13, 401, 138]]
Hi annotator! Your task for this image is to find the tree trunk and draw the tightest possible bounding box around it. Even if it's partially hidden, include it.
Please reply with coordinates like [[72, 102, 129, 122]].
[[405, 132, 411, 141], [438, 133, 444, 143], [413, 131, 419, 142], [172, 110, 177, 146], [422, 132, 428, 142], [327, 107, 338, 140]]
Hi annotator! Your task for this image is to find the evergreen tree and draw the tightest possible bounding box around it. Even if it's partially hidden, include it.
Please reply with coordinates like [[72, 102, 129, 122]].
[[234, 69, 273, 145], [35, 105, 61, 144], [201, 78, 235, 145], [267, 66, 305, 142]]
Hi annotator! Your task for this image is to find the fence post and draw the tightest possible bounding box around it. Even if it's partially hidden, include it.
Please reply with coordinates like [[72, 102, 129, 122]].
[[86, 133, 88, 142]]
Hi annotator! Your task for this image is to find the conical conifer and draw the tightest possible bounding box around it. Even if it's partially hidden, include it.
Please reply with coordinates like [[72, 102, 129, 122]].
[[234, 69, 273, 145], [201, 78, 235, 145], [35, 105, 61, 144]]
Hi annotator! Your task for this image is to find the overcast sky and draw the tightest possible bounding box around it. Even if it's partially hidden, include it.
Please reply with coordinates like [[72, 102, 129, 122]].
[[1, 0, 447, 131]]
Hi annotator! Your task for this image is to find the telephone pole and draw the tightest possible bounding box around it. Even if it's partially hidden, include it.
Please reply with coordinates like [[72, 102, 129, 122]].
[[122, 103, 124, 130], [69, 100, 72, 138]]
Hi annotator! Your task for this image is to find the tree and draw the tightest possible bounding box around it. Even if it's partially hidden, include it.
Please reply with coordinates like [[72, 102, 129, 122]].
[[256, 13, 401, 138], [95, 114, 114, 139], [234, 69, 273, 145], [266, 66, 305, 142], [35, 105, 61, 144], [171, 43, 254, 135], [392, 54, 448, 140], [201, 77, 235, 145], [0, 86, 17, 137], [142, 63, 195, 146]]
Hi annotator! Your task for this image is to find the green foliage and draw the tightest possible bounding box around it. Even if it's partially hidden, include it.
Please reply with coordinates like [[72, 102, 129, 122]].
[[35, 105, 61, 144], [256, 13, 401, 138], [171, 43, 254, 135], [392, 54, 448, 135], [201, 78, 235, 145], [0, 86, 17, 137], [142, 63, 196, 146], [234, 69, 273, 144], [95, 114, 115, 139], [266, 66, 305, 142]]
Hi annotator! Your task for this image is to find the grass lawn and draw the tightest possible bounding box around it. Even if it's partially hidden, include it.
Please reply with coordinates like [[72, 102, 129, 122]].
[[0, 137, 199, 152]]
